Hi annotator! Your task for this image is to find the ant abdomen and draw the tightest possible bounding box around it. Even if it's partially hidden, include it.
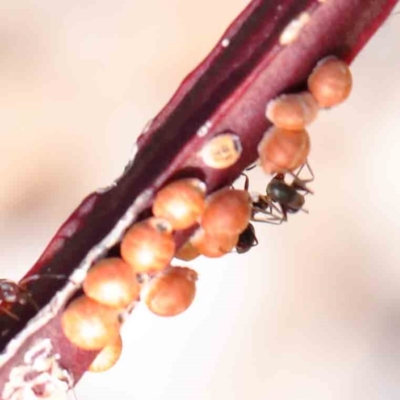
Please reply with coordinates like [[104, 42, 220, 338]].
[[236, 223, 258, 254]]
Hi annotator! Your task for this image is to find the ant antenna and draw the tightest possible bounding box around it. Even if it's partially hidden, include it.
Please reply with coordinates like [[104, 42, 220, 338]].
[[0, 306, 19, 321], [19, 274, 68, 287], [19, 274, 69, 312], [68, 388, 78, 400], [245, 163, 257, 171]]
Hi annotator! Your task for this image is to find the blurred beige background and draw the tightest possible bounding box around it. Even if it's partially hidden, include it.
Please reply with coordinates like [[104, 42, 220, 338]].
[[1, 1, 400, 399]]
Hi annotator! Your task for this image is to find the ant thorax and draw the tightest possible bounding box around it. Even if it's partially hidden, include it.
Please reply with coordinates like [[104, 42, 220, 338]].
[[236, 161, 314, 224]]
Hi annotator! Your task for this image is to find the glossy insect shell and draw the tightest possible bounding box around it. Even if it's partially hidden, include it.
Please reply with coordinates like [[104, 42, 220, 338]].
[[61, 295, 121, 351], [236, 224, 258, 254], [152, 178, 206, 230], [257, 127, 310, 174], [267, 179, 305, 212], [308, 56, 353, 108], [89, 334, 123, 373], [191, 228, 239, 258], [175, 240, 200, 262], [83, 258, 140, 308], [120, 217, 176, 274], [144, 267, 198, 317], [266, 92, 319, 130], [201, 188, 251, 235]]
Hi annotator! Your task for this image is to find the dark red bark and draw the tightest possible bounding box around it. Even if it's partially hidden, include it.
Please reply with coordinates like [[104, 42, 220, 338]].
[[0, 0, 397, 396]]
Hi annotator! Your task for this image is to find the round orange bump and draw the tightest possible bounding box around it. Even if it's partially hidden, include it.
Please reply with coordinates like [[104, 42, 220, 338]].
[[175, 240, 200, 261], [121, 217, 175, 274], [266, 92, 319, 130], [257, 126, 310, 174], [144, 267, 197, 317], [201, 188, 251, 235], [191, 228, 239, 258], [152, 178, 206, 230], [308, 56, 352, 108], [89, 334, 123, 373], [83, 258, 140, 308], [61, 296, 121, 351]]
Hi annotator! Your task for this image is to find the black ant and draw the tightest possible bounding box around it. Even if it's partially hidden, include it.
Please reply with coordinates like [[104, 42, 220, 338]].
[[265, 166, 314, 220], [0, 274, 67, 321], [239, 169, 282, 225], [236, 223, 258, 254], [242, 162, 314, 224]]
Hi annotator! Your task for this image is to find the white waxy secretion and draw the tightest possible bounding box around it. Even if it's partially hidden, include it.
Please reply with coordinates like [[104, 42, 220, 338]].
[[221, 38, 230, 47], [196, 120, 213, 137], [3, 339, 73, 400], [279, 12, 311, 45]]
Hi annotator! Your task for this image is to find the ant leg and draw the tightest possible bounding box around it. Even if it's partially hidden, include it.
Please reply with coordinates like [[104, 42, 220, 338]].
[[247, 223, 259, 247], [0, 305, 19, 321], [70, 389, 78, 400], [251, 213, 285, 225], [231, 172, 249, 190], [252, 202, 286, 224], [295, 162, 306, 178], [287, 161, 314, 194], [305, 160, 314, 181], [299, 160, 314, 186], [245, 163, 257, 172], [252, 232, 259, 247], [294, 160, 314, 181], [17, 287, 40, 311], [19, 274, 68, 286], [242, 173, 250, 191], [18, 274, 68, 312], [27, 296, 39, 311], [251, 210, 286, 225], [288, 173, 313, 193], [255, 195, 285, 216]]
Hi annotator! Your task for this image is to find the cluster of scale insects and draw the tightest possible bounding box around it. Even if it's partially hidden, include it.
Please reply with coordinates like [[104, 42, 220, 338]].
[[0, 55, 352, 379], [0, 162, 314, 324]]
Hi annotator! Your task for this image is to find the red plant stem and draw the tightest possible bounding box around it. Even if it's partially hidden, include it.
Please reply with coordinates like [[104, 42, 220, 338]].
[[0, 0, 397, 396]]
